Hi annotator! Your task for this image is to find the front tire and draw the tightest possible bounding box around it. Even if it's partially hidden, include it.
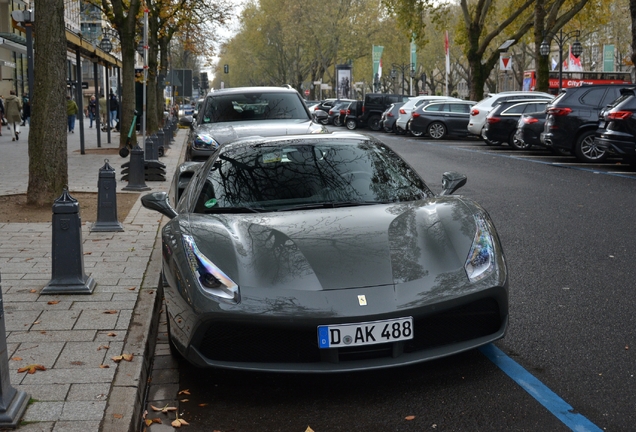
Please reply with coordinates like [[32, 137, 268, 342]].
[[346, 119, 357, 130], [427, 122, 446, 139], [574, 130, 607, 162]]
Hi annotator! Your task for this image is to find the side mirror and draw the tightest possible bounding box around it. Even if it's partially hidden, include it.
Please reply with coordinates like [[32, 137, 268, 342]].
[[440, 171, 467, 196], [179, 115, 193, 127], [141, 192, 178, 219]]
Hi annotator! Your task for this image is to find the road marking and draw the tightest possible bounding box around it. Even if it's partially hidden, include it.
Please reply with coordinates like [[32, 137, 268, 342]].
[[479, 344, 603, 432]]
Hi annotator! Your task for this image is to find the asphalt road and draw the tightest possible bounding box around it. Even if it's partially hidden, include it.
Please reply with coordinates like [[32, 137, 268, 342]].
[[170, 131, 636, 432]]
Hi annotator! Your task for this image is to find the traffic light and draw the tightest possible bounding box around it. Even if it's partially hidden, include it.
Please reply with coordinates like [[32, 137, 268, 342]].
[[200, 72, 209, 89], [224, 64, 229, 74]]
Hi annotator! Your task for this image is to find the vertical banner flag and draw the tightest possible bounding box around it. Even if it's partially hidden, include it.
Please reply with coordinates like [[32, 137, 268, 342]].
[[372, 45, 384, 81], [445, 31, 450, 96], [568, 45, 583, 71], [603, 45, 615, 72]]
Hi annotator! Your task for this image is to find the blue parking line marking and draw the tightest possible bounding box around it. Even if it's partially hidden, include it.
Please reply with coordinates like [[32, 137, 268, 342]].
[[479, 344, 603, 432]]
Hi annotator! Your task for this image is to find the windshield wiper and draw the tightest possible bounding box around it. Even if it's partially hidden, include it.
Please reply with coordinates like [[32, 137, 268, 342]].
[[277, 201, 381, 212], [203, 206, 265, 214]]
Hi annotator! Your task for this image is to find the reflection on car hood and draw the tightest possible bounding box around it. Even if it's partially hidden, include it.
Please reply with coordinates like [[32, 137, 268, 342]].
[[180, 198, 478, 291], [194, 120, 318, 144]]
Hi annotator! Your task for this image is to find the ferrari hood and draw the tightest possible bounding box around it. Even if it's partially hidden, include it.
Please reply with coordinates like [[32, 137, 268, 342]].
[[181, 199, 479, 291], [194, 120, 320, 145]]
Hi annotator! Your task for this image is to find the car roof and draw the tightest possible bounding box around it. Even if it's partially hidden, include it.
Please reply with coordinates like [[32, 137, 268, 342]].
[[206, 86, 301, 97]]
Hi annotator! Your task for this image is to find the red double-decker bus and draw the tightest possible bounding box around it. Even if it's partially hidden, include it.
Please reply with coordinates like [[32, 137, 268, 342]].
[[523, 70, 632, 93]]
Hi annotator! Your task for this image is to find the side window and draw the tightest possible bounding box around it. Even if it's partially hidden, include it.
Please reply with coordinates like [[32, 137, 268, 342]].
[[424, 104, 443, 112], [450, 103, 469, 113], [504, 104, 527, 114], [366, 95, 383, 105], [579, 88, 607, 107], [600, 88, 622, 108], [387, 96, 400, 104]]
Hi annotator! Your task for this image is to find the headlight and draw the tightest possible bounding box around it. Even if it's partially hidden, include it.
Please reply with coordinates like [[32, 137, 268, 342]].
[[182, 235, 240, 303], [192, 134, 219, 150], [464, 216, 495, 282]]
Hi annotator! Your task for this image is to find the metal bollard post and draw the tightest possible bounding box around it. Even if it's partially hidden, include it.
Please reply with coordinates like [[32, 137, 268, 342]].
[[90, 159, 124, 232], [144, 137, 156, 161], [156, 129, 166, 154], [0, 273, 29, 428], [42, 189, 96, 295], [122, 145, 151, 191]]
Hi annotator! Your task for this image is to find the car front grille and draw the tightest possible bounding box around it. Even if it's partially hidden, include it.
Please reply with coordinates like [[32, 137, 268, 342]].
[[196, 298, 502, 364]]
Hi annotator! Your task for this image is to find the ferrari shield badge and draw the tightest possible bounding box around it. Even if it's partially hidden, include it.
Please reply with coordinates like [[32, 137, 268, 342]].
[[358, 295, 367, 306]]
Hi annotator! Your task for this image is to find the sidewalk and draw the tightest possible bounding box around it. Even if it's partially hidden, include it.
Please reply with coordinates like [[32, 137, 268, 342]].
[[0, 116, 187, 431]]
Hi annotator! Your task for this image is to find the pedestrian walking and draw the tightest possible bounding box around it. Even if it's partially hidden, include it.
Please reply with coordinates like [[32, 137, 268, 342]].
[[21, 98, 31, 126], [87, 95, 97, 128], [108, 92, 119, 129], [67, 95, 79, 133], [4, 90, 22, 141]]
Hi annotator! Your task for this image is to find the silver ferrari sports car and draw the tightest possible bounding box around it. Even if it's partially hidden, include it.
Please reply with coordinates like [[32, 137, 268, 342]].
[[142, 132, 508, 373]]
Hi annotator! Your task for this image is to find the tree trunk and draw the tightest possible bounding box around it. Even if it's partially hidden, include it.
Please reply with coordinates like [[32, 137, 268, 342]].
[[535, 1, 549, 92], [631, 0, 636, 67], [26, 0, 68, 206]]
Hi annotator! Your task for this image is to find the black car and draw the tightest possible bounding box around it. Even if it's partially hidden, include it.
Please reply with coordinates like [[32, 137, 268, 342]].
[[381, 102, 405, 133], [359, 93, 407, 131], [344, 100, 364, 130], [513, 111, 547, 150], [541, 84, 631, 162], [483, 99, 550, 148], [594, 87, 636, 166], [312, 99, 338, 125], [408, 101, 475, 139], [327, 100, 355, 126], [183, 86, 326, 161]]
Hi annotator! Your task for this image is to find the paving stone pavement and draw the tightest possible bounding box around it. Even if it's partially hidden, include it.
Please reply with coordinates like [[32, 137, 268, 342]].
[[0, 116, 188, 431]]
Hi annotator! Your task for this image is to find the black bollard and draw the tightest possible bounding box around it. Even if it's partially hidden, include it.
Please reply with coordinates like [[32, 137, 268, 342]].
[[0, 273, 29, 428], [145, 137, 157, 161], [90, 159, 124, 232], [122, 145, 151, 191], [42, 189, 96, 295], [156, 129, 166, 152]]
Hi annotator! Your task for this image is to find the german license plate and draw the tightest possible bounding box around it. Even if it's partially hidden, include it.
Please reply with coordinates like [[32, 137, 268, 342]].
[[318, 317, 413, 348]]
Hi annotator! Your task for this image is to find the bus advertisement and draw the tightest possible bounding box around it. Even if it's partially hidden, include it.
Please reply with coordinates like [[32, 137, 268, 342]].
[[523, 70, 632, 93]]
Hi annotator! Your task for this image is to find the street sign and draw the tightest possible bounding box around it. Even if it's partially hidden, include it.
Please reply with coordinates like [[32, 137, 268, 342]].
[[304, 89, 310, 96]]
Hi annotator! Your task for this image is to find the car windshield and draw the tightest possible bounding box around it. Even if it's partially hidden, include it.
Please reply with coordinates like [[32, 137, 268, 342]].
[[193, 138, 431, 213], [202, 92, 309, 123]]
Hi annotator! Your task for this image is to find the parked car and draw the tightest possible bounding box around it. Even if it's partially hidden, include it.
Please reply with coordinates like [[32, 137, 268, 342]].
[[327, 100, 355, 126], [182, 86, 326, 161], [344, 100, 364, 130], [593, 87, 636, 166], [312, 99, 338, 125], [357, 93, 408, 131], [482, 99, 551, 148], [380, 102, 405, 133], [178, 103, 195, 118], [513, 111, 548, 150], [468, 91, 553, 143], [408, 100, 476, 139], [541, 84, 632, 162], [395, 96, 461, 134], [141, 131, 509, 372]]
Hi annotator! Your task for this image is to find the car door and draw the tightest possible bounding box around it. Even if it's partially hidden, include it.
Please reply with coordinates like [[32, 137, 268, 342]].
[[447, 103, 472, 135]]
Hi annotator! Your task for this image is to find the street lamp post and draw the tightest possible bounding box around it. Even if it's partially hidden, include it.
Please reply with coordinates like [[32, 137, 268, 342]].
[[391, 63, 415, 95], [539, 29, 583, 92]]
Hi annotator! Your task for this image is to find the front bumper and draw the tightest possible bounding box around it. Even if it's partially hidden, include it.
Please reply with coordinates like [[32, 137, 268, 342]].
[[168, 283, 509, 373]]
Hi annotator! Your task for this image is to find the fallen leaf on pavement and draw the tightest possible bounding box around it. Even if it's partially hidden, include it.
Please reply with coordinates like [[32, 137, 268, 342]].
[[29, 289, 37, 293], [107, 332, 117, 337], [47, 300, 60, 305], [306, 427, 314, 432], [171, 418, 189, 427], [180, 399, 189, 402], [104, 310, 118, 314], [178, 389, 191, 395], [11, 357, 22, 361], [18, 364, 46, 374], [198, 403, 208, 407], [99, 364, 110, 368], [97, 345, 110, 351], [128, 287, 136, 290], [113, 414, 123, 419], [111, 353, 134, 363], [150, 404, 178, 414], [405, 415, 415, 420]]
